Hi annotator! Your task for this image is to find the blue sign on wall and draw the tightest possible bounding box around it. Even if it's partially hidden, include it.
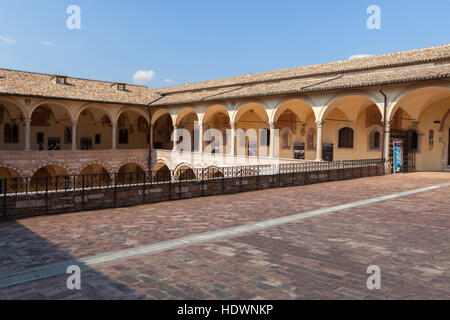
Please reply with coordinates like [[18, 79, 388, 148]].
[[393, 140, 403, 174]]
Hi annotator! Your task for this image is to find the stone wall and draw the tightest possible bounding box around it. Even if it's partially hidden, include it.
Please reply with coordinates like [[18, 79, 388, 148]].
[[0, 165, 384, 220]]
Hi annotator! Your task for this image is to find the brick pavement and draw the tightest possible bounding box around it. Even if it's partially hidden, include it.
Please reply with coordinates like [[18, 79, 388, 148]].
[[0, 172, 449, 299]]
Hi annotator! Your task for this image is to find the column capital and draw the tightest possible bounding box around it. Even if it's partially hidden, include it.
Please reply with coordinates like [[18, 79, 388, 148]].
[[230, 122, 236, 129], [71, 119, 77, 125], [269, 122, 276, 129], [24, 118, 32, 124], [315, 121, 325, 128]]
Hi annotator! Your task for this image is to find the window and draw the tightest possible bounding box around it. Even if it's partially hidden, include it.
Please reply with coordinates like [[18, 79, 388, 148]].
[[374, 131, 380, 149], [119, 129, 128, 144], [37, 132, 44, 145], [368, 129, 381, 150], [48, 137, 61, 150], [95, 134, 101, 144], [117, 83, 126, 91], [56, 76, 67, 85], [4, 124, 11, 143], [338, 127, 354, 148], [11, 124, 18, 143]]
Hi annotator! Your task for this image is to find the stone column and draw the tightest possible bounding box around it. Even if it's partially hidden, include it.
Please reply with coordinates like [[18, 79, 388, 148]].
[[172, 124, 178, 151], [384, 121, 391, 172], [71, 120, 77, 150], [269, 122, 276, 158], [112, 122, 117, 150], [24, 118, 31, 151], [315, 121, 324, 161], [229, 122, 236, 156], [198, 123, 204, 153], [149, 124, 154, 147]]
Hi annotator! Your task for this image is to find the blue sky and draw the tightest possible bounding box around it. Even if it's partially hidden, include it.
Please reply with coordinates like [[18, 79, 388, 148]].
[[0, 0, 449, 88]]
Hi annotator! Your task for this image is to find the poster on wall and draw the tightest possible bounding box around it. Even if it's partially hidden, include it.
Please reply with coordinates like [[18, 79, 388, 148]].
[[393, 140, 403, 174]]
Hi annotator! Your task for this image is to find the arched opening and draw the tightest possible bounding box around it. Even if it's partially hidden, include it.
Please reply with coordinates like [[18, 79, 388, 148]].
[[30, 104, 73, 150], [174, 165, 196, 181], [117, 162, 145, 185], [176, 109, 199, 152], [273, 99, 315, 160], [0, 167, 22, 194], [203, 167, 224, 180], [76, 106, 113, 150], [116, 109, 149, 150], [203, 105, 231, 154], [0, 101, 25, 150], [321, 95, 382, 161], [77, 164, 111, 188], [152, 162, 171, 182], [234, 102, 269, 157], [153, 113, 174, 150], [389, 85, 450, 171], [338, 127, 354, 148], [30, 165, 69, 191]]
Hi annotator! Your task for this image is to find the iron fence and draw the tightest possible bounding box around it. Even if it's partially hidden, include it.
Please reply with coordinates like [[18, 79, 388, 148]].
[[0, 159, 384, 197], [1, 159, 384, 218]]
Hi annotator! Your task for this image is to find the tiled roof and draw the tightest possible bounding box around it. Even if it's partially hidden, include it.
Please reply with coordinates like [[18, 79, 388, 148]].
[[0, 69, 160, 106], [152, 44, 450, 106], [1, 44, 449, 107]]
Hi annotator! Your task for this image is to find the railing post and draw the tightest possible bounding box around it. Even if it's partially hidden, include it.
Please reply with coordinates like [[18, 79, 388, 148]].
[[114, 173, 117, 207], [45, 176, 49, 215], [81, 175, 85, 210], [142, 171, 146, 204], [2, 178, 6, 218]]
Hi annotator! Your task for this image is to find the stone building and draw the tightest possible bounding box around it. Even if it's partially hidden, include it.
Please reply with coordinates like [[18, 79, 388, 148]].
[[1, 44, 450, 182]]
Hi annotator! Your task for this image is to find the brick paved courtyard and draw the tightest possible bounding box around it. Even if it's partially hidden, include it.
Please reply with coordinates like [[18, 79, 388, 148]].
[[0, 172, 449, 300]]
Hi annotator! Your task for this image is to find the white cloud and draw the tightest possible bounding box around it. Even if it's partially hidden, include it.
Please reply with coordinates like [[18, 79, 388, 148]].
[[132, 70, 156, 84], [0, 35, 16, 44], [348, 54, 372, 60], [41, 40, 56, 46], [163, 78, 173, 84]]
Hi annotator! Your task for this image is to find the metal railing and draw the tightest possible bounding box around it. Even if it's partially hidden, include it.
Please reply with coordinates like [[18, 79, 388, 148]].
[[0, 159, 384, 197], [1, 159, 384, 218]]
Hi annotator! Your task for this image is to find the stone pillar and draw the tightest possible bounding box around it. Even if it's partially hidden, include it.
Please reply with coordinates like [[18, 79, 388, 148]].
[[71, 120, 77, 150], [384, 121, 391, 172], [198, 123, 204, 153], [315, 121, 324, 161], [24, 118, 31, 151], [149, 124, 154, 147], [269, 122, 276, 158], [229, 122, 236, 155], [172, 124, 178, 151], [112, 122, 117, 150]]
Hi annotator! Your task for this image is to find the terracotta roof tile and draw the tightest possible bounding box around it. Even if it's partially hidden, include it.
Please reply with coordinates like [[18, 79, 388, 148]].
[[0, 69, 160, 106]]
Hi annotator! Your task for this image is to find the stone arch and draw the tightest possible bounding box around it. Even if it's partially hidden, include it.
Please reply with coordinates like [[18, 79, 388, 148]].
[[387, 84, 450, 122], [74, 104, 115, 123], [30, 101, 75, 122], [152, 161, 172, 182], [0, 166, 23, 194], [116, 160, 147, 173], [151, 108, 172, 125], [174, 163, 197, 181], [271, 97, 316, 123], [30, 164, 70, 191], [319, 92, 382, 123], [175, 107, 199, 126], [78, 161, 112, 176], [203, 166, 224, 179], [202, 104, 231, 153], [153, 112, 174, 150], [115, 107, 149, 124]]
